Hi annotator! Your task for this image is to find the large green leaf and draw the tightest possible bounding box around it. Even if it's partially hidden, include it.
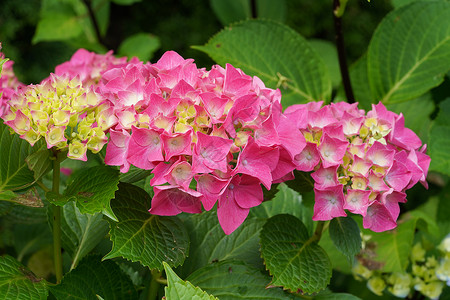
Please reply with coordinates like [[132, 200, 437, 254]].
[[178, 211, 264, 277], [60, 202, 109, 270], [360, 218, 416, 273], [0, 255, 48, 300], [118, 33, 160, 61], [335, 54, 373, 111], [260, 214, 332, 294], [386, 93, 434, 141], [49, 255, 137, 300], [0, 121, 45, 192], [193, 20, 331, 106], [429, 98, 450, 175], [250, 183, 314, 236], [209, 0, 250, 25], [54, 166, 120, 221], [33, 14, 83, 43], [367, 2, 450, 104], [328, 217, 361, 262], [309, 39, 341, 89], [164, 262, 218, 300], [187, 260, 290, 300], [104, 183, 189, 270], [13, 223, 53, 262]]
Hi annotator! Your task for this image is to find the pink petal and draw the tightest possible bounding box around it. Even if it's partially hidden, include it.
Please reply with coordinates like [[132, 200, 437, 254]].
[[344, 189, 371, 216], [254, 115, 279, 147], [366, 142, 395, 168], [195, 174, 229, 211], [312, 185, 347, 221], [277, 114, 307, 158], [294, 142, 320, 171], [312, 165, 339, 188], [161, 130, 192, 160], [149, 185, 202, 215], [104, 129, 131, 173], [192, 132, 233, 173], [318, 133, 349, 168], [363, 201, 397, 232], [367, 170, 390, 192], [164, 161, 193, 190], [350, 156, 372, 177], [233, 175, 263, 209], [385, 160, 411, 191], [380, 189, 406, 221]]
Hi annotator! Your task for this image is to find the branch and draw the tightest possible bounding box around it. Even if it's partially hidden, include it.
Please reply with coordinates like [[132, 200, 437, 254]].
[[333, 0, 355, 103], [82, 0, 109, 49]]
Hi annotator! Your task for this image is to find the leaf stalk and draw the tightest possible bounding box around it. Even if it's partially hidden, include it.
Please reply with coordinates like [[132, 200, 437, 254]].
[[52, 150, 63, 283]]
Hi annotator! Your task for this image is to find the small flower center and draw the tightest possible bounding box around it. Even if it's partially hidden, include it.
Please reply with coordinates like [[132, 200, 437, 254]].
[[242, 159, 248, 166], [73, 149, 79, 154], [228, 184, 235, 190], [153, 137, 160, 145], [329, 197, 337, 205]]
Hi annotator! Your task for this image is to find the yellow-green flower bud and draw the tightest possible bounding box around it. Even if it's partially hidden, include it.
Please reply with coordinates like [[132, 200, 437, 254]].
[[411, 243, 426, 262], [367, 276, 386, 296], [387, 273, 412, 298]]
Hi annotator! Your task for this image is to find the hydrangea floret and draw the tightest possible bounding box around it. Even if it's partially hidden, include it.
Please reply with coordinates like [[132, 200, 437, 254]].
[[283, 101, 430, 232], [0, 51, 24, 118], [100, 51, 300, 234]]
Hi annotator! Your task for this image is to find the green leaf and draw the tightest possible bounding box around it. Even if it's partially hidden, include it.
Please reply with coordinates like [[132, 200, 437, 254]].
[[178, 211, 264, 277], [13, 223, 53, 262], [319, 227, 353, 274], [193, 19, 331, 106], [429, 98, 450, 175], [251, 183, 314, 236], [256, 0, 287, 22], [367, 2, 450, 104], [360, 218, 416, 273], [164, 262, 218, 300], [104, 183, 189, 269], [0, 121, 45, 191], [0, 188, 44, 208], [187, 260, 290, 300], [33, 14, 83, 43], [0, 255, 48, 299], [63, 166, 120, 221], [60, 202, 109, 270], [118, 33, 160, 61], [49, 255, 137, 300], [111, 0, 142, 5], [260, 214, 332, 294], [309, 39, 341, 89], [119, 166, 152, 183], [335, 54, 374, 111], [209, 0, 251, 25], [314, 292, 362, 300], [25, 149, 52, 183], [284, 170, 314, 194], [385, 93, 433, 140], [329, 217, 361, 262]]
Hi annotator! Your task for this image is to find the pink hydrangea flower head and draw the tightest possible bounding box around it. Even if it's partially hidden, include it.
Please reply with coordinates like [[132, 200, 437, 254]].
[[284, 100, 430, 232], [0, 52, 24, 118]]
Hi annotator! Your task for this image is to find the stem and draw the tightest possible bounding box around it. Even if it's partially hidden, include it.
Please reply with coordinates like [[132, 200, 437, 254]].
[[82, 0, 108, 48], [52, 152, 63, 284], [250, 0, 257, 18], [311, 221, 327, 243], [333, 0, 355, 103], [147, 269, 161, 300]]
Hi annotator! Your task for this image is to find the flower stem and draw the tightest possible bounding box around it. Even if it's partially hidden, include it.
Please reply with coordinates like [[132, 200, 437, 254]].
[[333, 0, 355, 103], [147, 269, 162, 300], [311, 221, 327, 243], [52, 152, 63, 284]]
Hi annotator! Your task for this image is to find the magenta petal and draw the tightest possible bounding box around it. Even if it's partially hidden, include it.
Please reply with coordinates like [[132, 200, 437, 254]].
[[233, 175, 263, 209], [104, 129, 131, 173], [149, 185, 202, 216], [195, 174, 229, 211], [312, 185, 347, 221], [161, 130, 192, 160], [318, 133, 349, 168], [294, 142, 320, 171], [363, 201, 397, 232], [192, 132, 233, 173], [380, 189, 406, 221], [233, 138, 279, 189], [344, 189, 371, 216], [312, 165, 339, 188], [130, 126, 164, 162], [385, 160, 411, 191], [218, 188, 250, 235], [277, 114, 307, 158]]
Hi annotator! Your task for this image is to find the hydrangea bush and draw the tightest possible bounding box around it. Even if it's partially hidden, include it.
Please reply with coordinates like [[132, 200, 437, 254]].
[[0, 1, 449, 299]]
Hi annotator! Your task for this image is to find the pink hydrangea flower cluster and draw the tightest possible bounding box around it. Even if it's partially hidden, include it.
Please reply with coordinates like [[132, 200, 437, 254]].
[[54, 48, 136, 87], [0, 52, 24, 118], [283, 101, 430, 232], [101, 51, 302, 234]]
